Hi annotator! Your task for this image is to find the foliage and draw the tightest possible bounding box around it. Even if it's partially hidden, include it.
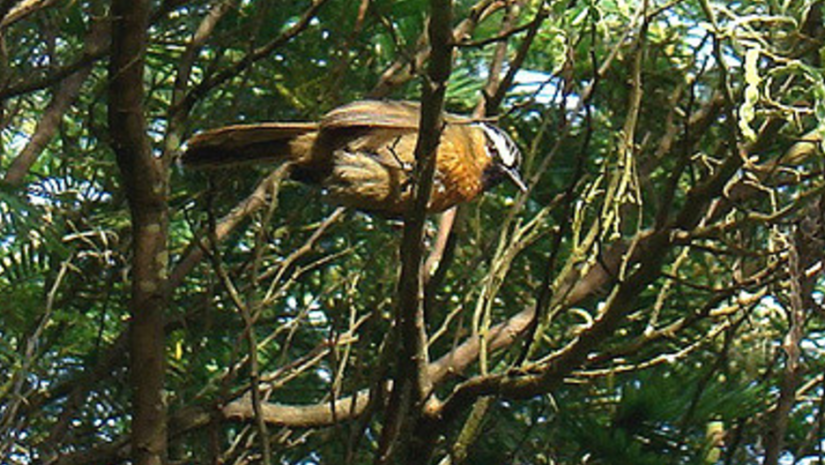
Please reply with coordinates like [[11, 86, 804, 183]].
[[1, 0, 824, 464]]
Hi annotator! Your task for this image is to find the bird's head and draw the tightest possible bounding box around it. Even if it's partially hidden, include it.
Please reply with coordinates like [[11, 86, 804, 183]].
[[477, 122, 528, 192]]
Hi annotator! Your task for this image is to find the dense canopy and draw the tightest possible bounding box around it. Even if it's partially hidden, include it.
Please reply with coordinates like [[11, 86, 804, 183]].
[[1, 0, 824, 464]]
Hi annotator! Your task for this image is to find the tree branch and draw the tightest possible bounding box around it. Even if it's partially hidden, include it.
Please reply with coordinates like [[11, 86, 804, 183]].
[[377, 0, 454, 462], [177, 0, 330, 118], [485, 3, 548, 113], [761, 231, 810, 465], [3, 14, 108, 185], [0, 0, 20, 22], [368, 0, 499, 98], [162, 0, 235, 163], [0, 0, 58, 29], [108, 0, 169, 463], [223, 390, 373, 428]]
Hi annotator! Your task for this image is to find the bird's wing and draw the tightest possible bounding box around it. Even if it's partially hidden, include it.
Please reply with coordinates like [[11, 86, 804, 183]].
[[321, 100, 422, 130], [322, 100, 476, 132], [321, 100, 471, 130]]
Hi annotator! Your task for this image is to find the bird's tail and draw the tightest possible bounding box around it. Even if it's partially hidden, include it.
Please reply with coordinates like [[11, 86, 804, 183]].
[[180, 123, 318, 168]]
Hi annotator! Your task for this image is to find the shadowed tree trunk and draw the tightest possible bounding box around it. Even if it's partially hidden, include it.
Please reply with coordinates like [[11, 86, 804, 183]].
[[108, 0, 169, 463]]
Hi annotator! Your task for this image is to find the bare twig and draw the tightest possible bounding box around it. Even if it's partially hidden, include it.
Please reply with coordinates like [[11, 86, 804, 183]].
[[261, 207, 345, 306], [171, 166, 291, 289], [177, 0, 330, 118], [485, 4, 548, 113], [162, 0, 236, 162], [457, 19, 533, 48], [368, 0, 500, 98], [0, 258, 72, 458], [205, 236, 272, 465]]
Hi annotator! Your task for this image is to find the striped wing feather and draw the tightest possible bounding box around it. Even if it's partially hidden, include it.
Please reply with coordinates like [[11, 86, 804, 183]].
[[321, 100, 419, 130], [321, 100, 471, 130]]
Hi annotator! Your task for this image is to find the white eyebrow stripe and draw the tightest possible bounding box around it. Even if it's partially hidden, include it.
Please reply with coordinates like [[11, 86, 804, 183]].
[[478, 123, 517, 167]]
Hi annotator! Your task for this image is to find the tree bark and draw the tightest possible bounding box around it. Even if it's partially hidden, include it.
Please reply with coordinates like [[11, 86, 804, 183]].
[[377, 1, 454, 463], [108, 1, 169, 464]]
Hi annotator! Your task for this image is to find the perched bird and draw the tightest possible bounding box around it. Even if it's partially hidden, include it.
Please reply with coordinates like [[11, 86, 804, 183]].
[[181, 100, 526, 215]]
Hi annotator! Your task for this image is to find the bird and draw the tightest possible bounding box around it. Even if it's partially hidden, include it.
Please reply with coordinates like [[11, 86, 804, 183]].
[[181, 100, 526, 215]]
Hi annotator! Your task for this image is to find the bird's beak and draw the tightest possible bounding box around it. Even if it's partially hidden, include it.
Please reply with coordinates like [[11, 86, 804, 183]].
[[504, 166, 528, 192]]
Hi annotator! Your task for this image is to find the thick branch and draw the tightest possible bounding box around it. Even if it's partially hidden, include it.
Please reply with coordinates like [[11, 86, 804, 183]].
[[0, 0, 58, 29], [223, 390, 372, 428], [378, 0, 454, 462], [108, 0, 169, 463], [485, 4, 547, 113], [0, 0, 20, 22]]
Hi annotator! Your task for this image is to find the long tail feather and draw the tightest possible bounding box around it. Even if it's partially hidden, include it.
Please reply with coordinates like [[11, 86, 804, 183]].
[[181, 123, 318, 168]]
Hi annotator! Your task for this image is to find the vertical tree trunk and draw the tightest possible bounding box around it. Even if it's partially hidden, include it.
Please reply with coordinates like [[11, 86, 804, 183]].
[[108, 1, 169, 464]]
